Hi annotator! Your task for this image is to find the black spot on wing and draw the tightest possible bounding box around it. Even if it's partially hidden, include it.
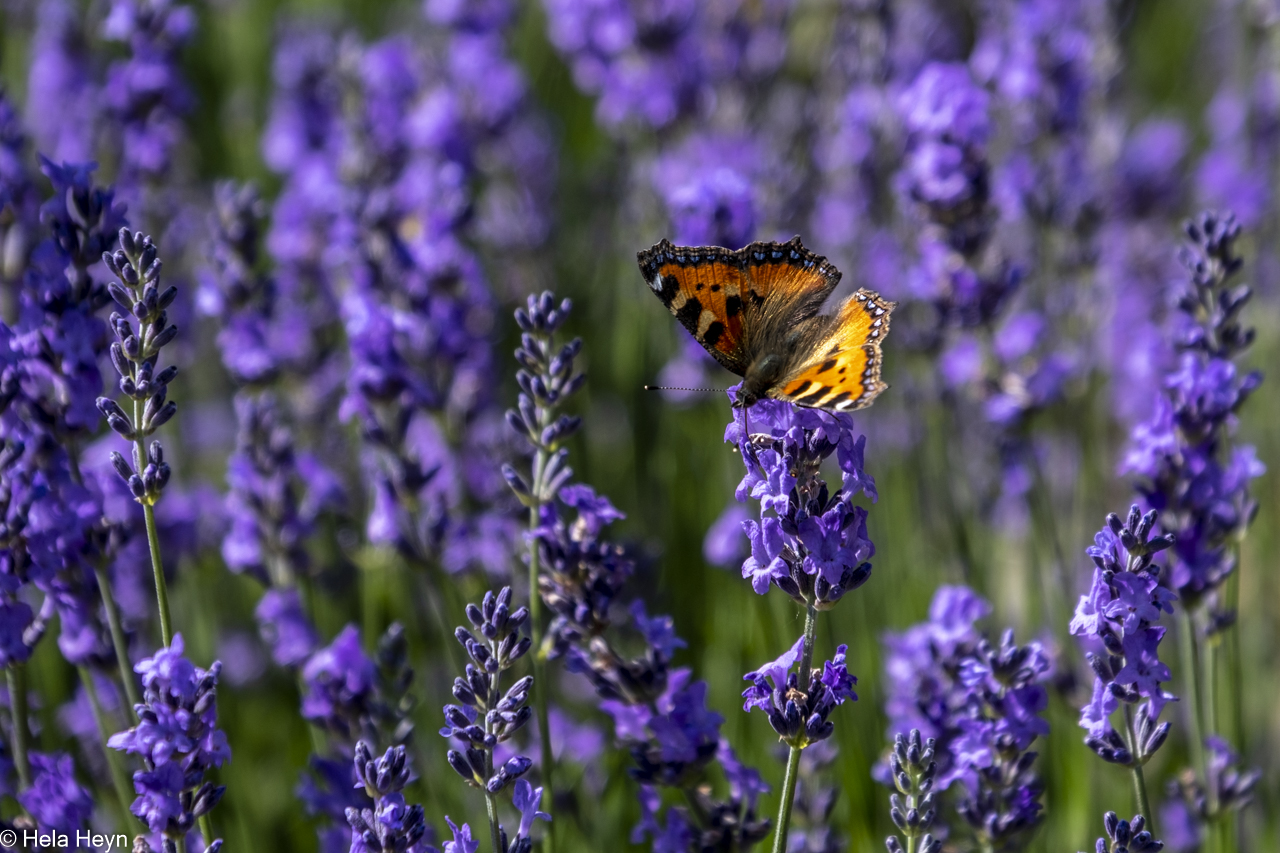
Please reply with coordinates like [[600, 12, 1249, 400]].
[[725, 294, 743, 318], [675, 295, 703, 331], [819, 358, 837, 373], [702, 321, 726, 348], [657, 272, 679, 306]]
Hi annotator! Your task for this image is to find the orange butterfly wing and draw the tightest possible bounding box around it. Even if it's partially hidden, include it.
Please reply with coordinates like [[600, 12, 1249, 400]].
[[770, 288, 895, 412], [637, 240, 752, 373], [738, 238, 842, 322]]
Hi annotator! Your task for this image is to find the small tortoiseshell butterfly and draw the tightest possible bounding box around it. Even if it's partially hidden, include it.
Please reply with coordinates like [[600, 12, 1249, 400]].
[[637, 236, 895, 412]]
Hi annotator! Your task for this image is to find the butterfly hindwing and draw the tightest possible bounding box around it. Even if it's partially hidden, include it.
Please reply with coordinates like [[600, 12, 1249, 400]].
[[770, 288, 895, 412], [637, 240, 752, 373]]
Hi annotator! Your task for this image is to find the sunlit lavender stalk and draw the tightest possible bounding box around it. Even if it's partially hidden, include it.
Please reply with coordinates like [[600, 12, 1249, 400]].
[[502, 290, 584, 845], [96, 227, 178, 643]]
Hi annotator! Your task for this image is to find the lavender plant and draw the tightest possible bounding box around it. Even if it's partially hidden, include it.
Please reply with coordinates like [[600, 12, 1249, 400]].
[[727, 397, 876, 852], [1120, 212, 1264, 850], [885, 730, 942, 853], [108, 633, 227, 851], [440, 585, 547, 853], [501, 289, 583, 827], [1088, 812, 1164, 853], [96, 226, 179, 642], [882, 586, 1050, 852]]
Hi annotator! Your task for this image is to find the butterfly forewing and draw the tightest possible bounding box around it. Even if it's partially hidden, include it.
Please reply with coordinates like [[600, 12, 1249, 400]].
[[637, 240, 752, 373], [771, 288, 895, 411], [739, 237, 842, 327]]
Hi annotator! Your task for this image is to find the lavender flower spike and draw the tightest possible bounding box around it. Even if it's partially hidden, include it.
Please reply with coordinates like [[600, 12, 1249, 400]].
[[96, 226, 180, 642], [1071, 507, 1177, 769], [1088, 812, 1164, 853], [108, 633, 228, 848], [345, 741, 429, 853], [885, 731, 942, 853]]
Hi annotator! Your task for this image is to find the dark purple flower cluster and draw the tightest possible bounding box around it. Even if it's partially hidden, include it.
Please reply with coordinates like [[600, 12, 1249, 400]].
[[1, 159, 135, 668], [1089, 812, 1164, 853], [1121, 212, 1263, 613], [502, 296, 767, 852], [897, 62, 1017, 328], [18, 752, 95, 832], [96, 227, 178, 506], [439, 586, 552, 852], [1069, 507, 1177, 767], [101, 0, 196, 186], [1162, 736, 1261, 849], [297, 620, 417, 853], [441, 587, 535, 794], [885, 730, 942, 853], [222, 392, 342, 587], [728, 395, 876, 607], [108, 633, 227, 847], [882, 586, 1050, 850], [502, 292, 584, 511], [345, 741, 432, 853], [741, 637, 856, 748], [262, 16, 538, 578], [198, 181, 321, 386]]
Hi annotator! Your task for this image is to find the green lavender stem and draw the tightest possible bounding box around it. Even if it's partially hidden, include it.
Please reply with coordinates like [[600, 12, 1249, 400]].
[[484, 668, 504, 853], [1177, 608, 1208, 799], [132, 394, 174, 646], [770, 603, 818, 853], [78, 665, 135, 823], [524, 428, 556, 853], [94, 564, 142, 712], [1123, 704, 1152, 829], [7, 665, 30, 790]]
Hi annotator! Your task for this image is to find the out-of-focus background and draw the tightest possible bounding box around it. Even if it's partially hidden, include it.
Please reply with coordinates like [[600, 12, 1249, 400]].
[[0, 0, 1276, 851]]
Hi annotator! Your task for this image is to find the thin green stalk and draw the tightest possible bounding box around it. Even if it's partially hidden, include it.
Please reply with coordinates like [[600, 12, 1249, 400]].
[[7, 665, 30, 790], [484, 668, 504, 853], [94, 564, 142, 713], [199, 813, 215, 849], [527, 501, 555, 851], [1122, 705, 1152, 827], [1176, 608, 1208, 795], [132, 396, 173, 646], [769, 603, 818, 853], [78, 665, 135, 823], [142, 502, 173, 646]]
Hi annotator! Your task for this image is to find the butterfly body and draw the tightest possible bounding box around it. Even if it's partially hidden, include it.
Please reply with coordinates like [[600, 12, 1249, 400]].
[[637, 236, 895, 412]]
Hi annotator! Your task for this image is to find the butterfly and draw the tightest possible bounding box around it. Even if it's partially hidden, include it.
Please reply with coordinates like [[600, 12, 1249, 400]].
[[636, 236, 895, 412]]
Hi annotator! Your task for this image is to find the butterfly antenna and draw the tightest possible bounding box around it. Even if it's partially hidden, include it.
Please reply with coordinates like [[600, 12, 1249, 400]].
[[642, 385, 721, 393]]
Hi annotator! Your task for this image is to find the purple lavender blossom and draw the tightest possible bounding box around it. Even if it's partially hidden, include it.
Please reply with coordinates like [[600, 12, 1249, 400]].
[[542, 0, 706, 130], [727, 394, 875, 607], [108, 633, 227, 843], [223, 392, 342, 587], [1121, 213, 1263, 611], [742, 639, 857, 747], [1070, 507, 1176, 767], [882, 586, 1051, 849], [255, 587, 320, 668], [885, 730, 942, 853], [18, 752, 95, 832], [649, 133, 769, 250], [345, 742, 433, 853], [26, 0, 100, 165], [101, 0, 196, 186], [302, 625, 377, 738], [1090, 812, 1164, 853]]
